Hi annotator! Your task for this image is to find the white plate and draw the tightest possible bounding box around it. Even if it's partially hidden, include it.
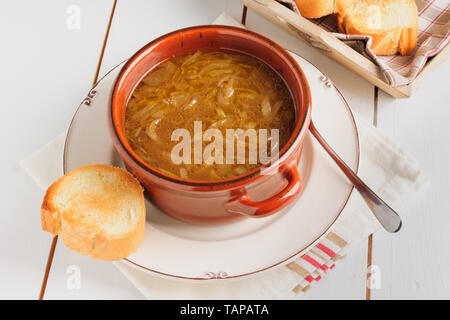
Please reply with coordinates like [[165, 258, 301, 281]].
[[64, 52, 359, 281]]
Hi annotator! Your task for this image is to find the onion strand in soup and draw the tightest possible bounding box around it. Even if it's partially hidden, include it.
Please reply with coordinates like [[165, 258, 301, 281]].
[[124, 51, 295, 181]]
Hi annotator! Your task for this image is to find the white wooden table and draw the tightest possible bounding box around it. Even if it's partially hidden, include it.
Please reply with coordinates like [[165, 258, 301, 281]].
[[1, 0, 448, 299]]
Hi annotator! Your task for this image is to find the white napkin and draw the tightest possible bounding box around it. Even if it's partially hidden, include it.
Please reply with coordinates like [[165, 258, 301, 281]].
[[21, 116, 427, 299], [21, 14, 427, 300]]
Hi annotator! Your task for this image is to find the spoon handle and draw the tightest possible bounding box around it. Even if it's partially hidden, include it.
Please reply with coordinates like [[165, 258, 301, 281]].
[[309, 121, 402, 233]]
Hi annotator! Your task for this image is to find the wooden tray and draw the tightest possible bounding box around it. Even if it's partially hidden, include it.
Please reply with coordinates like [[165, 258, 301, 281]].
[[241, 0, 450, 99]]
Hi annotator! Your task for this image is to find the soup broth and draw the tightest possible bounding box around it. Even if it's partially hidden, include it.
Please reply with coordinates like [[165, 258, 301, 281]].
[[124, 51, 295, 181]]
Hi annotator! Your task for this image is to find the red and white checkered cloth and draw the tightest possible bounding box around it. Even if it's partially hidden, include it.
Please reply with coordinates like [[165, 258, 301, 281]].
[[280, 0, 450, 87]]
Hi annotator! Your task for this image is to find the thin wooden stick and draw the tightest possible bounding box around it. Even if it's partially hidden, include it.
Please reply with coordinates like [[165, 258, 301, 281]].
[[38, 0, 117, 300], [366, 87, 378, 300], [93, 0, 117, 86], [38, 235, 58, 300], [241, 5, 248, 25], [366, 234, 373, 300]]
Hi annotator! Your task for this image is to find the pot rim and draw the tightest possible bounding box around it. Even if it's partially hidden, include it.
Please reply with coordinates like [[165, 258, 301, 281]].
[[110, 25, 312, 187]]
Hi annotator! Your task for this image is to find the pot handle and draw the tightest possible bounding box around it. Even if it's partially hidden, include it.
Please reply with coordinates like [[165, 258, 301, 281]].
[[225, 165, 302, 218]]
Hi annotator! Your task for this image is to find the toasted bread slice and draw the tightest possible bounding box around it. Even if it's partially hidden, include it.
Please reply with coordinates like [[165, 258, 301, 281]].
[[41, 164, 145, 261], [294, 0, 339, 18], [337, 0, 418, 55]]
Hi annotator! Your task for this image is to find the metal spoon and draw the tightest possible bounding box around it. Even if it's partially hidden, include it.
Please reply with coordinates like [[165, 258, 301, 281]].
[[309, 121, 402, 233]]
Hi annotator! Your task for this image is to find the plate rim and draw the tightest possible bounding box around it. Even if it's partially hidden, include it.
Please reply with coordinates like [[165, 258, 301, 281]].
[[63, 55, 360, 282]]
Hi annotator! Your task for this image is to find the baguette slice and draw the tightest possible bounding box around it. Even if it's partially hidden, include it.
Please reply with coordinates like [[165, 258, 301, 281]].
[[337, 0, 418, 55], [41, 164, 146, 261], [294, 0, 339, 18]]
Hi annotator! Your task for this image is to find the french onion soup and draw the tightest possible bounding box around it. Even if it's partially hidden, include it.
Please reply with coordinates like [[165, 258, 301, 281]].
[[124, 50, 295, 181]]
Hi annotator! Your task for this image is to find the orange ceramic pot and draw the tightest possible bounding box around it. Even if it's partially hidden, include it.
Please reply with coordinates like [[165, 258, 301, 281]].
[[109, 25, 312, 225]]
